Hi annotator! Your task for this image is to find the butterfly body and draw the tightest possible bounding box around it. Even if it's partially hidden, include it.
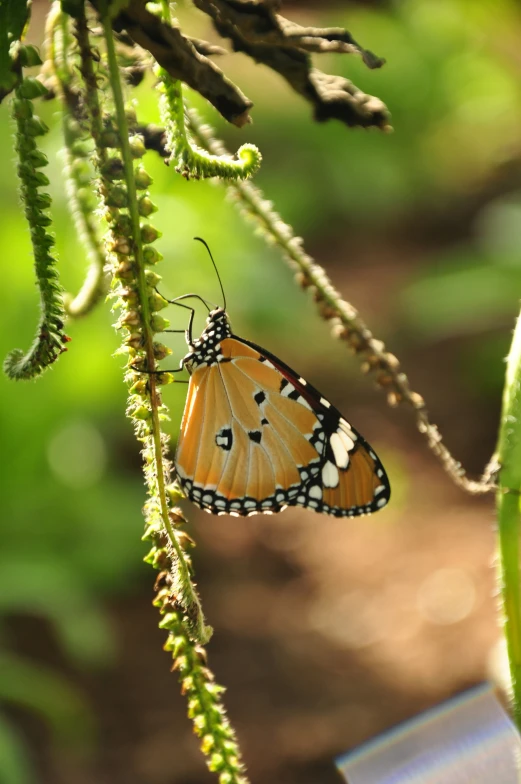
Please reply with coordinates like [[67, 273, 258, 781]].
[[174, 307, 390, 518]]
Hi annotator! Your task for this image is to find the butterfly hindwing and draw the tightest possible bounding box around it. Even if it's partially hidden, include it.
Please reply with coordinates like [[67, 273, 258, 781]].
[[175, 322, 390, 517]]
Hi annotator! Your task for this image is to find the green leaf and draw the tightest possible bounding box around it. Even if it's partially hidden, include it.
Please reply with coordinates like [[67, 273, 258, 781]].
[[0, 0, 31, 103]]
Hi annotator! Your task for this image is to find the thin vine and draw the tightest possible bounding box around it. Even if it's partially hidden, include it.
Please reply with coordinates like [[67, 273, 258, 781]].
[[4, 47, 70, 380]]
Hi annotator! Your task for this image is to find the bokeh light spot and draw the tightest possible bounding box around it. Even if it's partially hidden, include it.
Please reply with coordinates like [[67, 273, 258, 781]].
[[417, 567, 476, 625], [47, 420, 107, 488]]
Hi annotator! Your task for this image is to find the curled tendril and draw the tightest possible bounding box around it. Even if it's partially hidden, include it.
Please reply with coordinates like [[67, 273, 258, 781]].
[[4, 64, 70, 381], [156, 0, 261, 181]]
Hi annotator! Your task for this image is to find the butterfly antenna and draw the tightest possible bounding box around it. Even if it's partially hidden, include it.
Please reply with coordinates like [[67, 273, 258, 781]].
[[193, 237, 227, 311]]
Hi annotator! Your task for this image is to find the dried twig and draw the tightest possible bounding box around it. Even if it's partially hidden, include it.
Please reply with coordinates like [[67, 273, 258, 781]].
[[90, 0, 253, 126], [192, 0, 391, 129]]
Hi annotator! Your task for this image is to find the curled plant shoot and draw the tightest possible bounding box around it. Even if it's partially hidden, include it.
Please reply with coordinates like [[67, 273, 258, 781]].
[[156, 1, 261, 180], [4, 46, 70, 380]]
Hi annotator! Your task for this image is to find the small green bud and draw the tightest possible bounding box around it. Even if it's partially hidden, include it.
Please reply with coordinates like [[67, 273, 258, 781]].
[[12, 98, 33, 120], [65, 117, 82, 138], [125, 333, 142, 349], [125, 107, 137, 126], [106, 186, 128, 208], [114, 215, 133, 235], [134, 167, 152, 189], [129, 135, 146, 158], [71, 157, 91, 183], [76, 187, 97, 211], [25, 117, 49, 136], [149, 291, 168, 312], [144, 269, 162, 286], [201, 735, 215, 754], [19, 45, 43, 67], [111, 238, 131, 255], [26, 170, 50, 188], [18, 78, 48, 100], [27, 150, 48, 168], [35, 193, 52, 210], [101, 158, 125, 180], [209, 753, 225, 772], [120, 310, 141, 327], [156, 372, 175, 386], [99, 130, 120, 148], [119, 285, 137, 301], [115, 260, 134, 279], [153, 342, 171, 360], [33, 214, 52, 227], [141, 224, 161, 243], [17, 139, 37, 160], [130, 377, 148, 395], [132, 405, 151, 421], [143, 246, 162, 265], [193, 714, 207, 733], [138, 196, 157, 217], [143, 546, 158, 565], [150, 314, 169, 332], [158, 613, 181, 631], [70, 140, 91, 158], [166, 484, 184, 502]]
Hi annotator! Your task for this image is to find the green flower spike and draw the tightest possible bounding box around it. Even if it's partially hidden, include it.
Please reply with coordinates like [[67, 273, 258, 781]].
[[4, 51, 70, 380]]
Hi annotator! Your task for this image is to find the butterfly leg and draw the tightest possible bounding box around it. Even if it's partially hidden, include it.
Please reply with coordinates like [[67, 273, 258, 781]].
[[130, 299, 195, 379]]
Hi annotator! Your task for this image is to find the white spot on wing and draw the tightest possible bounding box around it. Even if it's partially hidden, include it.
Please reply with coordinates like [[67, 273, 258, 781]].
[[374, 484, 386, 495], [337, 428, 355, 453], [297, 396, 312, 410], [282, 383, 296, 397], [322, 460, 339, 488], [309, 484, 322, 500], [339, 419, 357, 441], [264, 360, 275, 369], [330, 432, 349, 469], [376, 497, 388, 508], [320, 397, 331, 408]]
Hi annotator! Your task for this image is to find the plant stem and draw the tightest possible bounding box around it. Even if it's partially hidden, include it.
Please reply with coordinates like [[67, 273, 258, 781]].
[[497, 310, 521, 728], [100, 3, 208, 642]]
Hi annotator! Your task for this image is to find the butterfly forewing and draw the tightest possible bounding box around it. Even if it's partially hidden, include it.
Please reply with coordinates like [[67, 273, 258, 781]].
[[175, 311, 390, 517]]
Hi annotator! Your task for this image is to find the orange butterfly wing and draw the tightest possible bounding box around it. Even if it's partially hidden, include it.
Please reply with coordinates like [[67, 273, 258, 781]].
[[175, 336, 390, 517]]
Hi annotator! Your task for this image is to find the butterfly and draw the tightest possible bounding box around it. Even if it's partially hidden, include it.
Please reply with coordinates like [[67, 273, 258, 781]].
[[164, 242, 390, 519]]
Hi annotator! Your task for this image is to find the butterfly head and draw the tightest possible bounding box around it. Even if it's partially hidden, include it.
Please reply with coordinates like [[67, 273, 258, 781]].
[[206, 306, 230, 329], [183, 307, 232, 370]]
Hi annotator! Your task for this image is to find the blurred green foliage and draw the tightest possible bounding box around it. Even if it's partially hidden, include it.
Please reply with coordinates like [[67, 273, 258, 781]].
[[1, 0, 521, 779]]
